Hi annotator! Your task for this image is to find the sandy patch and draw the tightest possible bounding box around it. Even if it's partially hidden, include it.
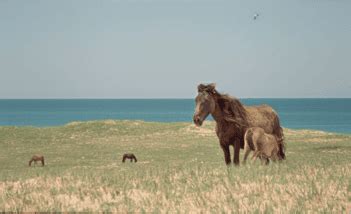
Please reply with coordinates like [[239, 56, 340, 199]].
[[182, 124, 215, 137], [284, 128, 332, 137], [304, 138, 344, 143], [103, 120, 117, 125], [66, 121, 83, 126]]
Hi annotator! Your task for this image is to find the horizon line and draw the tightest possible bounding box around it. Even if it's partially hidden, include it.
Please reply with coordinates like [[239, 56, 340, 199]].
[[0, 97, 351, 100]]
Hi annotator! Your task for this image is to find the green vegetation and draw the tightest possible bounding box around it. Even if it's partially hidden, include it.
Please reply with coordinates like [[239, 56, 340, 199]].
[[0, 120, 350, 212]]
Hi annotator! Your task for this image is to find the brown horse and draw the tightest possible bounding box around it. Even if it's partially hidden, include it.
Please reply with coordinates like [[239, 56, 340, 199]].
[[29, 155, 45, 166], [122, 153, 137, 163], [243, 127, 283, 165], [193, 83, 285, 165]]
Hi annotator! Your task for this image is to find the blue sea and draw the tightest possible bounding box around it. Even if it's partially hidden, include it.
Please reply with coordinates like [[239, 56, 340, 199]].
[[0, 99, 351, 134]]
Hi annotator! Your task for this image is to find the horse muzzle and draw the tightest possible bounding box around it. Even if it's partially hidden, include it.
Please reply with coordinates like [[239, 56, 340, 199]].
[[193, 115, 203, 126]]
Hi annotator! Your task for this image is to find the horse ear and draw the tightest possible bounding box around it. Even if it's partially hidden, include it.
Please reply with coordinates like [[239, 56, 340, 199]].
[[198, 83, 216, 93], [198, 84, 206, 92], [208, 83, 216, 92]]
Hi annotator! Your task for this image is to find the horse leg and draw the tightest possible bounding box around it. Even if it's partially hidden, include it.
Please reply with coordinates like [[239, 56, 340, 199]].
[[257, 155, 264, 165], [243, 143, 251, 164], [260, 158, 265, 165], [220, 144, 231, 165], [259, 156, 269, 165], [271, 153, 278, 162], [279, 144, 286, 160], [233, 140, 241, 165], [252, 151, 259, 162]]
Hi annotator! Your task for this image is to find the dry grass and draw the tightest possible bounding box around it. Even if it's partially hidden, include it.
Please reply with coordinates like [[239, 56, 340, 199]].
[[0, 120, 350, 212]]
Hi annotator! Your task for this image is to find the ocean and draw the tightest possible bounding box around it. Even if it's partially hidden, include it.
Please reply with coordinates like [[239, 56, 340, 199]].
[[0, 99, 350, 134]]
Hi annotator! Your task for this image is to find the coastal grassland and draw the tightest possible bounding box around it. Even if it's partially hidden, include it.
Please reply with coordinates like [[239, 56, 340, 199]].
[[0, 120, 350, 212]]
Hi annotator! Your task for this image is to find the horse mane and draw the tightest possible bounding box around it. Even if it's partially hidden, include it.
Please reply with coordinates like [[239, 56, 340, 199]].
[[212, 90, 249, 131]]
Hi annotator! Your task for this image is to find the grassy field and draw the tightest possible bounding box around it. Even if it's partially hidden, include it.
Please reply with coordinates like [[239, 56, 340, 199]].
[[0, 120, 350, 212]]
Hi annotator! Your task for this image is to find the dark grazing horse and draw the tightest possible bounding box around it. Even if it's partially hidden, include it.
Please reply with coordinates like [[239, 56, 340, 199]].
[[193, 83, 285, 165], [122, 153, 137, 163], [29, 155, 45, 166]]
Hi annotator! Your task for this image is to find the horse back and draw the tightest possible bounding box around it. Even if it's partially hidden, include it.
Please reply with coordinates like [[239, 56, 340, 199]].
[[245, 105, 281, 136], [32, 155, 44, 161]]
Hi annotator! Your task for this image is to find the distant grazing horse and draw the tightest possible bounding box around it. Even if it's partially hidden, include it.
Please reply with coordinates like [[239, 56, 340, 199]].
[[122, 153, 137, 163], [29, 155, 45, 166], [243, 127, 283, 165], [193, 83, 285, 165]]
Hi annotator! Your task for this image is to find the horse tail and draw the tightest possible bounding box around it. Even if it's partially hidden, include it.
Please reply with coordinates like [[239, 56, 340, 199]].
[[122, 155, 126, 163], [273, 114, 286, 160], [133, 155, 137, 162], [29, 159, 32, 166], [41, 157, 45, 166]]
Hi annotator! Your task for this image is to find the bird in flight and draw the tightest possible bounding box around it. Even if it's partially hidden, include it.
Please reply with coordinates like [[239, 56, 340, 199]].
[[253, 13, 259, 20]]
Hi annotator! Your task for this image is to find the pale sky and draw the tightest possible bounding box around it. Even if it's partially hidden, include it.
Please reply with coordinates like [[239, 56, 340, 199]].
[[0, 0, 350, 98]]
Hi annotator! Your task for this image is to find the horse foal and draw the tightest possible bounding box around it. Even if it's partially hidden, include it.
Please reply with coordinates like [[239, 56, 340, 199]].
[[29, 155, 45, 166], [243, 127, 282, 165]]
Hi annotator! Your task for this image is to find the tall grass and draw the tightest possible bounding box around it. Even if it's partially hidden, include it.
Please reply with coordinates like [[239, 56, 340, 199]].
[[0, 120, 350, 212]]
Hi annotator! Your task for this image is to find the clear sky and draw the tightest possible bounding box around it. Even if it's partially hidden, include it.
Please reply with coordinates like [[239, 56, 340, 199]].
[[0, 0, 350, 98]]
